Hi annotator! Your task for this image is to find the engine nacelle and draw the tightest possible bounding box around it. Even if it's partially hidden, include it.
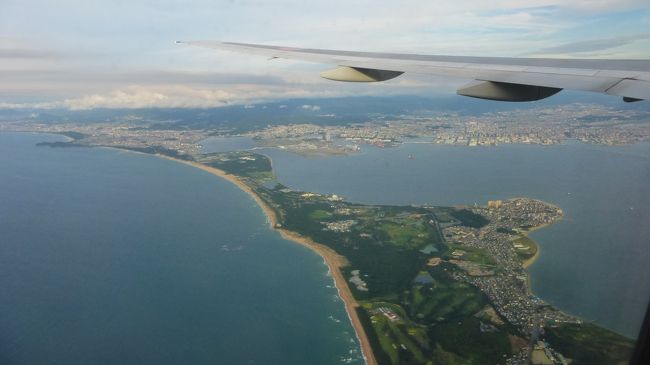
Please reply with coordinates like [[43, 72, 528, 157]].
[[320, 66, 403, 82], [457, 80, 562, 102]]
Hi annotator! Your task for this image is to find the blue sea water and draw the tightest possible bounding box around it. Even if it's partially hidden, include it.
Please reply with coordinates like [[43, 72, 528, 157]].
[[242, 140, 650, 339], [0, 133, 363, 365], [200, 136, 256, 153]]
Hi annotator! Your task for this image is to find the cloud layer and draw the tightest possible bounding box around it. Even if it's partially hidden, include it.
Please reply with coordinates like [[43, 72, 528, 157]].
[[1, 0, 649, 109]]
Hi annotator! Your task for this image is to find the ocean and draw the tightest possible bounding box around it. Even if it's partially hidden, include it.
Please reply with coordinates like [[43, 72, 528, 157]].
[[0, 133, 363, 365]]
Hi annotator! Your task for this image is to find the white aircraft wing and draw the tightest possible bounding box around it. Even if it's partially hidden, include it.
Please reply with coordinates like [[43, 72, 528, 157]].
[[180, 40, 650, 102]]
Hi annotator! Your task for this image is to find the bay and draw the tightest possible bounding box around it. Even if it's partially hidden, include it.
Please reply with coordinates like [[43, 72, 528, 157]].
[[243, 140, 650, 339]]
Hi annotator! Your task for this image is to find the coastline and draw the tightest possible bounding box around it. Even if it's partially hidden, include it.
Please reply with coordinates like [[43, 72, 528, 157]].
[[521, 243, 540, 269], [157, 155, 377, 365], [520, 218, 560, 270], [519, 219, 561, 300], [24, 137, 637, 359]]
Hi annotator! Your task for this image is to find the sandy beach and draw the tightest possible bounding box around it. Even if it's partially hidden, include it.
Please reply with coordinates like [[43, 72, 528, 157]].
[[521, 243, 540, 269], [520, 217, 562, 270], [505, 198, 561, 271], [519, 217, 564, 296], [159, 156, 377, 365]]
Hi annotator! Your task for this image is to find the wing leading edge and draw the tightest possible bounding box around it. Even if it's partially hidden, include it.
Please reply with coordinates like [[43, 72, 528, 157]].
[[180, 40, 650, 102]]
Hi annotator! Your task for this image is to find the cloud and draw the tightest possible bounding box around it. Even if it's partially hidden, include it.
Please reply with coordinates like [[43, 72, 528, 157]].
[[0, 69, 287, 86], [0, 101, 63, 109], [531, 33, 650, 55], [0, 48, 59, 59], [59, 85, 251, 110], [0, 74, 449, 110], [1, 0, 649, 108]]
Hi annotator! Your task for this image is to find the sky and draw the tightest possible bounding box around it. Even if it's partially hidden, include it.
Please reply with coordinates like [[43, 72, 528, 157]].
[[1, 0, 649, 109]]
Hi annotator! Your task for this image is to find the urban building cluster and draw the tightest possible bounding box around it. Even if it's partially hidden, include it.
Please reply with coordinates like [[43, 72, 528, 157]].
[[2, 103, 648, 157], [247, 104, 650, 151], [443, 199, 574, 364]]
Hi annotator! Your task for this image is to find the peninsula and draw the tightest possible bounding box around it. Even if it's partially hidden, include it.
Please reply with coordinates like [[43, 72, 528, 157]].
[[30, 128, 636, 364], [155, 150, 633, 365]]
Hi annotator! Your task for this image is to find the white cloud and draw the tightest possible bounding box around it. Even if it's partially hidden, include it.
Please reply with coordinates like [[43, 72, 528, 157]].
[[1, 0, 649, 108], [530, 33, 650, 56], [1, 74, 450, 110]]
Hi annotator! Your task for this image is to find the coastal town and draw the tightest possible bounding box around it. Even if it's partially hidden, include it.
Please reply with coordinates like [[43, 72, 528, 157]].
[[444, 199, 575, 332], [442, 200, 581, 364], [1, 103, 650, 157], [244, 103, 650, 150], [0, 121, 208, 156]]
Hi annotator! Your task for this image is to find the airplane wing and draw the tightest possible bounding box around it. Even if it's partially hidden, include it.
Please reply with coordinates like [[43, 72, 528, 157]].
[[179, 40, 650, 102]]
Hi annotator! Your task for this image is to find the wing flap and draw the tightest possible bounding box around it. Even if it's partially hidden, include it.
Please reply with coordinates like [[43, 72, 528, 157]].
[[606, 79, 650, 101]]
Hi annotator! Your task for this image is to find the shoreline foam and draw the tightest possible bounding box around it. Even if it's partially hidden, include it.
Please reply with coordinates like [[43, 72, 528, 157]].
[[157, 155, 377, 365]]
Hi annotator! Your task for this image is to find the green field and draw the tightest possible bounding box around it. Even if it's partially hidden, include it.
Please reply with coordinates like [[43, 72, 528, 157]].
[[546, 323, 634, 365], [357, 267, 514, 365], [429, 317, 513, 365], [449, 208, 490, 228], [444, 243, 496, 266], [199, 152, 274, 181], [378, 221, 432, 249], [406, 270, 487, 323], [513, 235, 538, 260], [362, 302, 429, 364], [308, 209, 331, 220]]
